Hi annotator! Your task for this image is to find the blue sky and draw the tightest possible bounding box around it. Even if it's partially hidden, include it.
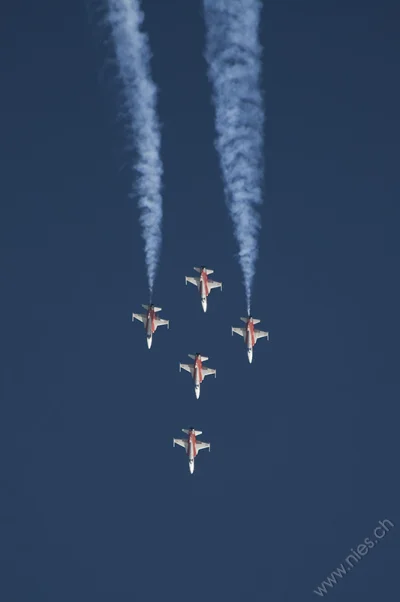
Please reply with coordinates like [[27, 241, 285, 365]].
[[1, 1, 399, 600]]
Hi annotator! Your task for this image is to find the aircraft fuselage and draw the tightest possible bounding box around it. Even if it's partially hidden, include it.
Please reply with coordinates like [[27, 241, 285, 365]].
[[199, 272, 209, 312], [193, 357, 203, 398], [145, 309, 156, 348], [245, 322, 255, 363], [187, 432, 196, 473], [193, 359, 203, 385]]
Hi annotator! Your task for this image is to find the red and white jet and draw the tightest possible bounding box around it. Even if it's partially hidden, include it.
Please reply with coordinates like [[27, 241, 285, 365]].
[[232, 316, 269, 363], [185, 266, 222, 312], [179, 353, 216, 399], [173, 427, 211, 474], [132, 304, 169, 349]]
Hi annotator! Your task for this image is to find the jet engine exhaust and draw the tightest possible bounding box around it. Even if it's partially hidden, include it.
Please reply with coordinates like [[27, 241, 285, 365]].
[[202, 0, 265, 314], [107, 0, 163, 297]]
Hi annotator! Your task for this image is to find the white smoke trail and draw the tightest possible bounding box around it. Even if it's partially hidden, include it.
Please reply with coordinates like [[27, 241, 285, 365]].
[[203, 0, 264, 314], [108, 0, 162, 297]]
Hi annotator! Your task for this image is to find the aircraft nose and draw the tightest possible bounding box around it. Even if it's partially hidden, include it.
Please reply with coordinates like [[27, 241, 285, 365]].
[[189, 460, 194, 474], [247, 348, 253, 363], [201, 298, 207, 312], [195, 385, 200, 399], [147, 336, 152, 349]]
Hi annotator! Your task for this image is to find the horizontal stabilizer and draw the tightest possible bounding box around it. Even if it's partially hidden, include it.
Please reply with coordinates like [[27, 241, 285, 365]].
[[141, 304, 162, 312], [200, 355, 209, 361], [141, 304, 150, 310], [193, 267, 214, 275], [182, 428, 202, 436], [240, 317, 260, 324]]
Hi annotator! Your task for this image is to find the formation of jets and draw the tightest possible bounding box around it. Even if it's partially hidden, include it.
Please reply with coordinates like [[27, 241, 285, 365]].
[[132, 266, 269, 473]]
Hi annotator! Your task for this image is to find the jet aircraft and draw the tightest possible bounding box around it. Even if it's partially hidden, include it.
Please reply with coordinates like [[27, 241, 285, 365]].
[[185, 266, 222, 312], [179, 353, 216, 399], [173, 428, 210, 474], [232, 316, 269, 363], [132, 304, 169, 349]]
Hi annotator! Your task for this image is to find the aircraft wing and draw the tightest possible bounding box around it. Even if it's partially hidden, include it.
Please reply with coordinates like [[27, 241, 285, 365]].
[[180, 363, 194, 375], [173, 438, 188, 451], [202, 367, 216, 378], [196, 441, 210, 452], [208, 280, 222, 290], [186, 277, 199, 287], [232, 327, 245, 338], [255, 329, 269, 341], [155, 318, 169, 329], [132, 313, 146, 324]]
